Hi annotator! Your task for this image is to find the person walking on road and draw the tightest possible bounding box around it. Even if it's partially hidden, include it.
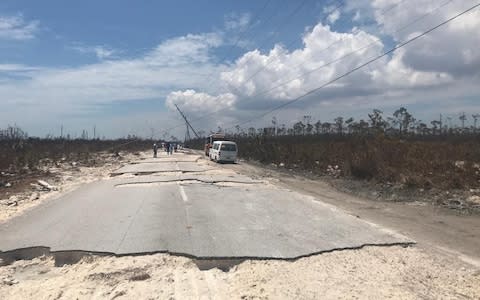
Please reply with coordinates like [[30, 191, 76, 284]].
[[165, 142, 170, 154], [153, 143, 158, 158]]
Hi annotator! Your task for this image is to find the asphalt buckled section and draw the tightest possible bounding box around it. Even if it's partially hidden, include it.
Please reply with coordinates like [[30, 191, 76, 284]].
[[111, 161, 212, 175], [0, 154, 414, 262]]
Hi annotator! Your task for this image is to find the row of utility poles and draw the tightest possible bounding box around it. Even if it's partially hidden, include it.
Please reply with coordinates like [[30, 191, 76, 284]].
[[58, 125, 98, 140]]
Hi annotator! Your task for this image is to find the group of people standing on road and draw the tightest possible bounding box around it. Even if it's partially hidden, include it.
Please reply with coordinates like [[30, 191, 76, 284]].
[[153, 142, 177, 157]]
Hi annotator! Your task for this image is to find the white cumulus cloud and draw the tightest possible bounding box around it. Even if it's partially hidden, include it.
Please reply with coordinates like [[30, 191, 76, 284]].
[[220, 23, 385, 102], [1, 3, 479, 137], [166, 1, 480, 132], [166, 89, 236, 114]]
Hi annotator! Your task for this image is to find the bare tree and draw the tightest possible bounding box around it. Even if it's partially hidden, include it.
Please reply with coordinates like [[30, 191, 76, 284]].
[[306, 123, 314, 135], [345, 117, 354, 134], [473, 114, 480, 132], [272, 117, 277, 136], [303, 116, 311, 135], [369, 109, 387, 132], [393, 107, 414, 135], [314, 120, 322, 135], [293, 121, 306, 135], [459, 112, 467, 130], [334, 117, 344, 135], [431, 120, 441, 135], [321, 122, 331, 134]]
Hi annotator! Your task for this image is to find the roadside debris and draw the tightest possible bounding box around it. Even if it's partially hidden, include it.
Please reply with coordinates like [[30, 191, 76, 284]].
[[455, 161, 465, 170], [326, 165, 341, 178], [29, 193, 40, 201], [36, 180, 57, 191], [468, 195, 480, 205], [2, 277, 19, 286], [0, 150, 145, 223], [5, 196, 18, 207]]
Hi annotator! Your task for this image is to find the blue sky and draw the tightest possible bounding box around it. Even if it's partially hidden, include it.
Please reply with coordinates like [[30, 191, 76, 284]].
[[0, 0, 479, 138], [0, 0, 329, 66]]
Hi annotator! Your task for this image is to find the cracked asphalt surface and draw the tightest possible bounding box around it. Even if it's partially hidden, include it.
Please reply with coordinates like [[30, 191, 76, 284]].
[[0, 151, 412, 258]]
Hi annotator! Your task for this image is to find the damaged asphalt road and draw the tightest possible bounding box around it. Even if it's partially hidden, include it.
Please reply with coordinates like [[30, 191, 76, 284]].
[[0, 152, 413, 260]]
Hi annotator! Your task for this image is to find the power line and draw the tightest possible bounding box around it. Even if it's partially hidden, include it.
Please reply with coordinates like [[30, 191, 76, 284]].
[[379, 0, 409, 15], [172, 0, 445, 130], [231, 0, 416, 99], [225, 2, 480, 130], [163, 1, 345, 132], [151, 0, 313, 137], [153, 0, 474, 138], [235, 0, 345, 91], [248, 0, 454, 101], [205, 0, 312, 94], [217, 0, 403, 97], [237, 0, 311, 56]]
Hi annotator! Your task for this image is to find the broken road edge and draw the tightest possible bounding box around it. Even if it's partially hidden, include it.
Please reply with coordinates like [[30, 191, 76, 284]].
[[0, 242, 415, 271]]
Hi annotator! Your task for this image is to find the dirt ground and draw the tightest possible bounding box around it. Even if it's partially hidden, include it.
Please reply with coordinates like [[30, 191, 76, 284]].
[[1, 150, 479, 299]]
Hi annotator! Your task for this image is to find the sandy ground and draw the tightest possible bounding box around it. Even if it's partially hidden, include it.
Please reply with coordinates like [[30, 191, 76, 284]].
[[0, 246, 479, 299], [1, 150, 479, 299]]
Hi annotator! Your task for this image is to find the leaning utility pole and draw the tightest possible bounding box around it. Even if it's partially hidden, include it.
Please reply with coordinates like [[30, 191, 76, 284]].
[[174, 104, 200, 142]]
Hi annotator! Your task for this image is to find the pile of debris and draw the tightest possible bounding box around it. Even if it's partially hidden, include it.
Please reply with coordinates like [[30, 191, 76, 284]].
[[326, 165, 341, 178], [0, 180, 56, 207]]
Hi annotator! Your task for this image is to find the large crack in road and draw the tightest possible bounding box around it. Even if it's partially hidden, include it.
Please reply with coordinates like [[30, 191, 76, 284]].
[[0, 152, 414, 265]]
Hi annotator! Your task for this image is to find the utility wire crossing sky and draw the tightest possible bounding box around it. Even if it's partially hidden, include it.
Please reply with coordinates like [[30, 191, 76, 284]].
[[0, 0, 479, 138]]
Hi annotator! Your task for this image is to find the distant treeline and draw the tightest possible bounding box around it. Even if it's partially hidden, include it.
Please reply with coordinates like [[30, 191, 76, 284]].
[[186, 108, 480, 190], [216, 108, 480, 138]]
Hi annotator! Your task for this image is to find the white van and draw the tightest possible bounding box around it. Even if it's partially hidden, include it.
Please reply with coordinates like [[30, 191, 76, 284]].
[[209, 141, 237, 163]]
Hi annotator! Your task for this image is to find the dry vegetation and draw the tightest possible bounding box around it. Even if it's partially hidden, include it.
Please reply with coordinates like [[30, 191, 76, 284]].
[[189, 134, 480, 190], [235, 135, 480, 190], [216, 134, 479, 213], [0, 137, 152, 201]]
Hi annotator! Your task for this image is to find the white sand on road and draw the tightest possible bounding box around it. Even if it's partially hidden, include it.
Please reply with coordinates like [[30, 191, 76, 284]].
[[1, 246, 479, 299]]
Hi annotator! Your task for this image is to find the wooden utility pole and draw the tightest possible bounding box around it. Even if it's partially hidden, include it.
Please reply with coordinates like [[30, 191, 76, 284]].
[[174, 104, 200, 142]]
